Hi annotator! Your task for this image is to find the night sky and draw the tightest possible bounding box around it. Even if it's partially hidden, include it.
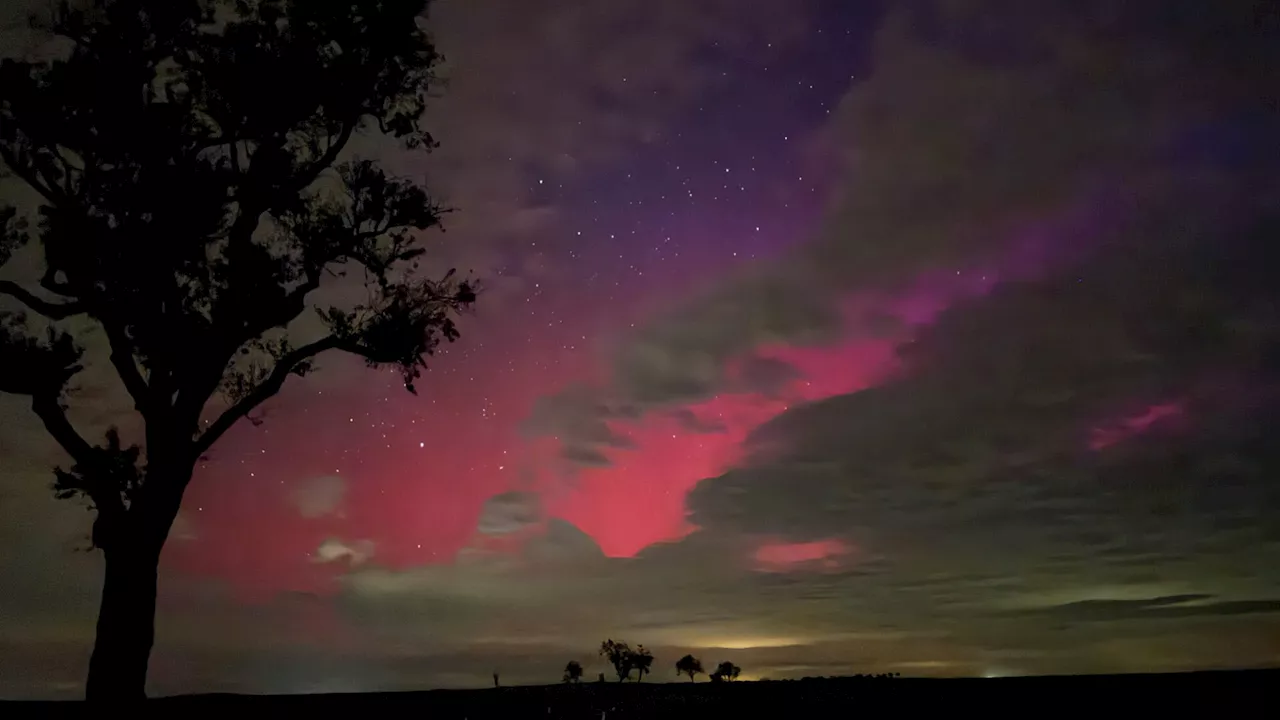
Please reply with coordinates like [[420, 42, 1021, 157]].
[[3, 0, 1280, 698]]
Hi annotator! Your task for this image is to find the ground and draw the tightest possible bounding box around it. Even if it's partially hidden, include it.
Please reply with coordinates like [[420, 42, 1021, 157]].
[[3, 670, 1275, 717]]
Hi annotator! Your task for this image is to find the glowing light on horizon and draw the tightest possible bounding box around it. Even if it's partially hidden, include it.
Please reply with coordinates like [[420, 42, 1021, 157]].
[[691, 636, 807, 650]]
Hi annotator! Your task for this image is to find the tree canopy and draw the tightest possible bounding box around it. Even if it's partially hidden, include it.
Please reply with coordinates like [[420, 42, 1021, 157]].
[[599, 639, 634, 682], [676, 654, 704, 681], [630, 645, 654, 682], [712, 661, 741, 682]]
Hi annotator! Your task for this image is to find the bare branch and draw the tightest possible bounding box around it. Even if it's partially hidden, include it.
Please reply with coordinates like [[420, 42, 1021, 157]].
[[0, 143, 67, 207], [214, 123, 355, 301], [30, 392, 94, 466], [0, 272, 154, 416], [192, 334, 345, 457], [0, 217, 152, 414], [0, 280, 86, 320], [292, 123, 355, 194], [100, 318, 152, 414], [228, 139, 243, 176]]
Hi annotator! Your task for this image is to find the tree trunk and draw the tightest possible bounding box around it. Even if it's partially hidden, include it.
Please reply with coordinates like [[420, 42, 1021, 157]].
[[85, 545, 160, 701], [79, 415, 195, 701]]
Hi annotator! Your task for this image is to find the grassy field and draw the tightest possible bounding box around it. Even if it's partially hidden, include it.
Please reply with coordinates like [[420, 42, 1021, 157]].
[[5, 669, 1274, 717]]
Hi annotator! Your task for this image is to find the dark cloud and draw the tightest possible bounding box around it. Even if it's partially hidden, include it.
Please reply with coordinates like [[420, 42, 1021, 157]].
[[524, 519, 605, 566], [612, 271, 845, 407], [474, 491, 541, 535], [670, 210, 1280, 685], [733, 356, 803, 399], [688, 212, 1280, 542], [557, 445, 615, 468], [523, 383, 639, 468], [1013, 595, 1280, 623], [527, 0, 1280, 458]]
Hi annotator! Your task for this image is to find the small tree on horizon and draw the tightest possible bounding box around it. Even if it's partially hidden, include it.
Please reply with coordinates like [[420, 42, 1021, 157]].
[[0, 0, 473, 701], [630, 645, 654, 682], [676, 654, 704, 682], [711, 661, 741, 682], [599, 639, 634, 682], [563, 660, 583, 684]]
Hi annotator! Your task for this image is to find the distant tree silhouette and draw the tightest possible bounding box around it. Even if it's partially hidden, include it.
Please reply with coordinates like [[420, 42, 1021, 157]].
[[0, 0, 472, 702], [675, 654, 704, 682], [711, 661, 741, 682], [600, 640, 634, 682], [631, 645, 654, 682], [563, 661, 583, 684]]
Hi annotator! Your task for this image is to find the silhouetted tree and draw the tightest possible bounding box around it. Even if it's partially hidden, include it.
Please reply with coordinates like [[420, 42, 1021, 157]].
[[600, 639, 634, 682], [0, 0, 473, 702], [675, 654, 704, 682], [630, 645, 654, 682], [711, 661, 741, 682], [563, 660, 583, 684]]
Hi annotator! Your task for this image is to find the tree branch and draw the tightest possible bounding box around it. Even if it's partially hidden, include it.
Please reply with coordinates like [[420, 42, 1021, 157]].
[[0, 143, 67, 207], [0, 205, 158, 417], [100, 317, 152, 414], [230, 121, 354, 224], [291, 123, 355, 195], [31, 392, 129, 523], [30, 392, 94, 466], [218, 122, 355, 277], [0, 281, 86, 320], [0, 237, 153, 415], [192, 334, 345, 457]]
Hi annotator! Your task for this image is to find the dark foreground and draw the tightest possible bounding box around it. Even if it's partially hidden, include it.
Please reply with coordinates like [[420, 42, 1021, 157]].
[[6, 669, 1276, 718]]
